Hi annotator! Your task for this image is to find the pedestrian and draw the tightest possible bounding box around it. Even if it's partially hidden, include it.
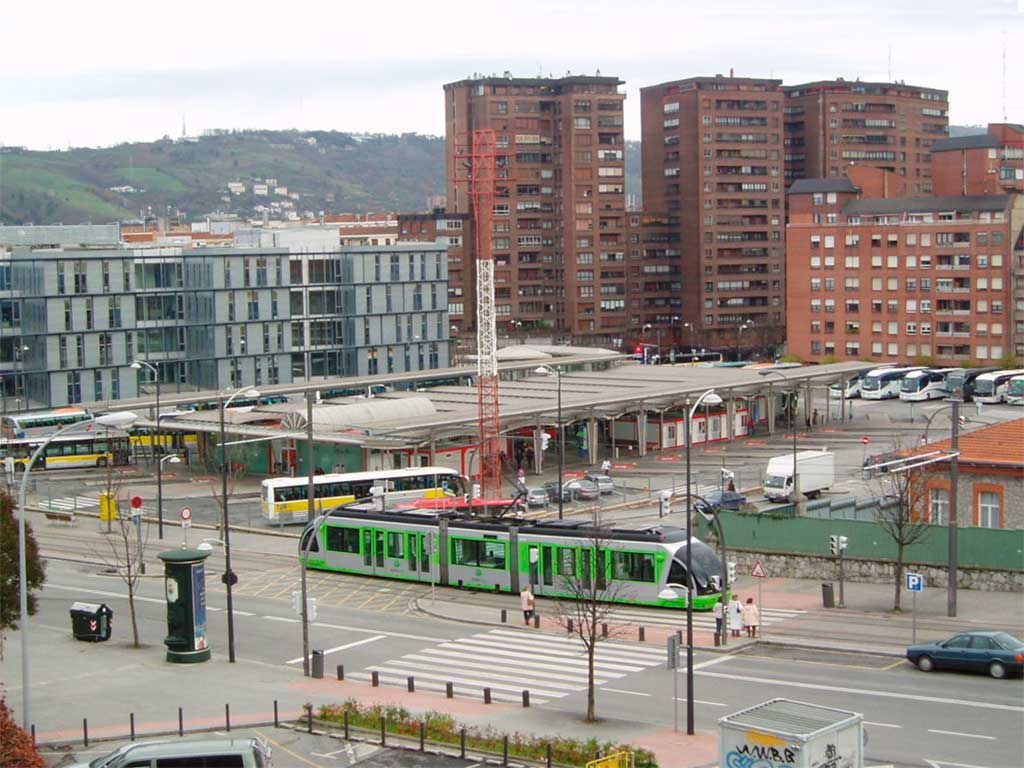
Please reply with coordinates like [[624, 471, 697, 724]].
[[517, 466, 526, 483], [520, 585, 535, 625], [728, 595, 744, 638], [333, 462, 341, 474], [601, 458, 612, 475], [712, 597, 724, 639], [727, 478, 736, 492], [812, 409, 819, 427], [743, 596, 760, 638]]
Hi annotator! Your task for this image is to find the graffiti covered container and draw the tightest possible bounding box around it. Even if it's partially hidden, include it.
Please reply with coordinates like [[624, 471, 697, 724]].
[[719, 698, 863, 768]]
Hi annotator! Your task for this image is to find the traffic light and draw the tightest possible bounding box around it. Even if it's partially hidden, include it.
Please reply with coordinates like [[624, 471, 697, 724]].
[[838, 535, 848, 552], [540, 432, 551, 450], [307, 597, 318, 622], [958, 414, 966, 429], [291, 590, 302, 614], [829, 535, 839, 556], [727, 561, 737, 584]]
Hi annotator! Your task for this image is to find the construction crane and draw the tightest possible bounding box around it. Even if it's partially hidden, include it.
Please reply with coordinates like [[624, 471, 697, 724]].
[[469, 129, 502, 498]]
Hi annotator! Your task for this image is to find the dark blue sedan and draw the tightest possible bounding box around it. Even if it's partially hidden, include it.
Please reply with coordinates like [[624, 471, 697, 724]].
[[697, 490, 747, 512], [906, 631, 1024, 679]]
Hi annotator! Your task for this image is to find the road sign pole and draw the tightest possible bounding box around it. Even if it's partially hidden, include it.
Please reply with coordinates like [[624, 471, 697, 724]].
[[838, 548, 845, 609], [758, 578, 764, 641], [912, 589, 917, 645]]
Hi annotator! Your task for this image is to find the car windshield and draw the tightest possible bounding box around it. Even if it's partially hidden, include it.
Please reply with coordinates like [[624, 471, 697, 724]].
[[764, 474, 787, 488], [991, 632, 1024, 650]]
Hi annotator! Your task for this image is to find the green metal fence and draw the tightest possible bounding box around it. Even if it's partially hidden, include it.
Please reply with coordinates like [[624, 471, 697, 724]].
[[700, 510, 1024, 571]]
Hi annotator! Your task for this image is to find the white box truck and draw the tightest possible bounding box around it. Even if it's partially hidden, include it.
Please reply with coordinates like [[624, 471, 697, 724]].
[[720, 698, 864, 768], [764, 450, 834, 502]]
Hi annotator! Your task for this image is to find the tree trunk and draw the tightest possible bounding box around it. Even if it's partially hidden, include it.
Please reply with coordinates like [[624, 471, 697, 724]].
[[586, 640, 596, 722], [894, 542, 904, 612], [127, 577, 140, 648]]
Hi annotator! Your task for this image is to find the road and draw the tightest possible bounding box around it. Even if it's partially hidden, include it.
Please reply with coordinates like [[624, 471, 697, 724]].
[[15, 552, 1022, 768]]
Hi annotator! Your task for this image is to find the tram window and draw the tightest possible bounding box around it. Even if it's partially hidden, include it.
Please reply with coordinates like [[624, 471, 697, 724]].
[[408, 535, 418, 571], [451, 538, 506, 570], [362, 530, 373, 567], [612, 552, 655, 583], [420, 536, 430, 572], [596, 550, 607, 590], [325, 527, 360, 554], [558, 548, 577, 576], [374, 530, 385, 567], [668, 559, 689, 586], [387, 531, 405, 558]]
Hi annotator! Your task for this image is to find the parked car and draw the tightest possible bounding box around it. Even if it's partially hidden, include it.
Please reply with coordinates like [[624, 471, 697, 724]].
[[584, 473, 615, 494], [906, 630, 1024, 679], [524, 487, 550, 507], [698, 489, 747, 511], [543, 481, 572, 503], [69, 737, 272, 768], [564, 478, 600, 501]]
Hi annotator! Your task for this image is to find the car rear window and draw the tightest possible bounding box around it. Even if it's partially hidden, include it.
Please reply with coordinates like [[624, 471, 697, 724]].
[[992, 632, 1024, 650]]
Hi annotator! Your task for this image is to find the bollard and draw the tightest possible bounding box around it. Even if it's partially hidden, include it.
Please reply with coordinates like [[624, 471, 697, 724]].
[[371, 670, 379, 687], [483, 687, 492, 704], [307, 705, 313, 734], [501, 608, 507, 623], [31, 725, 35, 747], [274, 700, 279, 728], [380, 716, 386, 746], [714, 632, 721, 647], [533, 613, 540, 629], [446, 681, 454, 699], [344, 710, 350, 740], [178, 707, 184, 737], [639, 626, 645, 642], [503, 735, 509, 766], [83, 718, 89, 748], [130, 712, 135, 741], [419, 721, 425, 751], [567, 618, 574, 634], [337, 664, 345, 680], [460, 729, 466, 759], [602, 622, 609, 638], [546, 742, 553, 768], [522, 690, 530, 708], [408, 676, 415, 693], [226, 703, 231, 732]]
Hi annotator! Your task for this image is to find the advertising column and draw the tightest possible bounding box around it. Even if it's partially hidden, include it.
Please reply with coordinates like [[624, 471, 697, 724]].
[[158, 549, 212, 663]]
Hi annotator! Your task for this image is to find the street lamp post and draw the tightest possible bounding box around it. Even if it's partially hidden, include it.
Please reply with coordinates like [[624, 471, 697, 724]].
[[132, 360, 176, 538], [536, 365, 564, 520], [682, 322, 696, 359], [737, 321, 753, 362], [15, 344, 29, 411], [158, 452, 182, 540], [683, 388, 722, 735], [219, 386, 261, 663], [759, 370, 799, 503], [17, 410, 139, 728]]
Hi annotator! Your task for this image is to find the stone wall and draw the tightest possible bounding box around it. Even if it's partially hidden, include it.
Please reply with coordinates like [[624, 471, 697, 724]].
[[728, 549, 1023, 592]]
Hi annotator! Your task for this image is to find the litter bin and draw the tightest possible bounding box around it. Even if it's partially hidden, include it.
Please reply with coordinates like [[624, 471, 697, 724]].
[[821, 582, 835, 609], [311, 649, 324, 679], [70, 602, 113, 642]]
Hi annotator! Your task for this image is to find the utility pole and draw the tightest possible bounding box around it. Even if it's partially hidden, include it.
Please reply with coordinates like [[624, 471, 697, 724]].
[[948, 398, 960, 617]]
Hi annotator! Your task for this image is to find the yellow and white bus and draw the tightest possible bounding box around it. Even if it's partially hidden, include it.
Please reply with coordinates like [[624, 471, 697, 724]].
[[261, 466, 466, 524], [1, 434, 133, 471], [1, 408, 93, 439]]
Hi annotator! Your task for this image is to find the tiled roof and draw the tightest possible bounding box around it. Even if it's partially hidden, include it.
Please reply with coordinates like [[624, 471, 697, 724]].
[[844, 194, 1010, 216], [931, 134, 1000, 152], [788, 178, 860, 195], [915, 418, 1024, 468]]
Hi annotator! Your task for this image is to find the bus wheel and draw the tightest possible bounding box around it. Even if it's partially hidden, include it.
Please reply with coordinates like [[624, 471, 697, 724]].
[[97, 457, 108, 468]]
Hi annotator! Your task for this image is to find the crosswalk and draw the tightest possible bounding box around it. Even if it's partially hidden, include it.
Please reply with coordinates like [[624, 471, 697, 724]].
[[38, 496, 100, 512], [348, 629, 667, 704]]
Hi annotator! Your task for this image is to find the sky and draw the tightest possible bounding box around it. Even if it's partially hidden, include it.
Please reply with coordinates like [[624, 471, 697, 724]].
[[1, 0, 1021, 150]]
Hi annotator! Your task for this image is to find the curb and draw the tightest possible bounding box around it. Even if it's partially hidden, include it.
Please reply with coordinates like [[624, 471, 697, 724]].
[[754, 638, 907, 659]]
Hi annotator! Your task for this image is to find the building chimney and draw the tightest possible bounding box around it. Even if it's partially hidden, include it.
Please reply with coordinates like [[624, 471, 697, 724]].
[[729, 68, 734, 78]]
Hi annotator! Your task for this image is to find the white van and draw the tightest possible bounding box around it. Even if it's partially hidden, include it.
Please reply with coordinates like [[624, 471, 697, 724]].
[[69, 737, 271, 768]]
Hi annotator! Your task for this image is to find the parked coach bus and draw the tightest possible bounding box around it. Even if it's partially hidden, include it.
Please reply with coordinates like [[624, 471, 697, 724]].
[[860, 367, 923, 400], [973, 369, 1024, 404], [899, 369, 953, 402], [1007, 375, 1024, 406], [944, 367, 999, 401]]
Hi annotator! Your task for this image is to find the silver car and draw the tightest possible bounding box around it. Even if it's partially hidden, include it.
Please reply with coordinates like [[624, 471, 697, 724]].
[[525, 486, 550, 507], [584, 473, 614, 494]]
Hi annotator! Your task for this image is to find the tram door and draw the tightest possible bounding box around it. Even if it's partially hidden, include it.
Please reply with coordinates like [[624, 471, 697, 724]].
[[540, 545, 555, 589], [374, 530, 385, 568], [527, 544, 540, 587], [362, 529, 373, 569], [408, 532, 431, 578]]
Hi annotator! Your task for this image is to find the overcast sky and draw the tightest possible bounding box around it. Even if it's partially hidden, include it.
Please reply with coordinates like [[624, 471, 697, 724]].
[[1, 0, 1020, 150]]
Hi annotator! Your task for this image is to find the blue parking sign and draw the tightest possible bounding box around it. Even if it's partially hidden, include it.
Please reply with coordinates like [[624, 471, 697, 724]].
[[905, 572, 924, 592]]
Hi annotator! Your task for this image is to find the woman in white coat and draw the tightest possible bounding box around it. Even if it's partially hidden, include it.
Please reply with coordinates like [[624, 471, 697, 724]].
[[728, 595, 744, 638]]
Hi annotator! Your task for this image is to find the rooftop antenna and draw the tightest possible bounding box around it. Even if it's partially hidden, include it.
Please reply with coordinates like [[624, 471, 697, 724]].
[[1002, 28, 1008, 121], [182, 114, 187, 138], [887, 45, 892, 82]]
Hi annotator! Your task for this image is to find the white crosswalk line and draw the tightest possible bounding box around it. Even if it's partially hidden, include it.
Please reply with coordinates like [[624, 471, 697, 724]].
[[346, 673, 549, 705], [351, 629, 666, 703]]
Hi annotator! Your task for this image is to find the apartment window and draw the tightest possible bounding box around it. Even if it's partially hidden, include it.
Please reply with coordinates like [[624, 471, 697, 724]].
[[574, 117, 591, 130], [977, 490, 1001, 528]]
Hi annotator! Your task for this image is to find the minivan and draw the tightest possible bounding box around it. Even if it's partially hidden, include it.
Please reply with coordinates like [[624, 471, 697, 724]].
[[69, 737, 271, 768]]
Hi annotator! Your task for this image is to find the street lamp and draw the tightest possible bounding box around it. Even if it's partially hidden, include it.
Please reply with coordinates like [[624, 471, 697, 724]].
[[759, 369, 799, 503], [15, 344, 29, 412], [682, 388, 722, 735], [157, 452, 182, 540], [535, 365, 564, 520], [219, 386, 261, 663], [682, 322, 696, 359], [130, 361, 161, 464], [17, 410, 139, 728], [737, 321, 754, 362]]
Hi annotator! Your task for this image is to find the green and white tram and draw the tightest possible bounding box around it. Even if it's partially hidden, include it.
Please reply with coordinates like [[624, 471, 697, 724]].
[[301, 509, 726, 610]]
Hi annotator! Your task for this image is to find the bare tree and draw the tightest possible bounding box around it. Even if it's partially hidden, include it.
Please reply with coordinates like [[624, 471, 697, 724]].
[[93, 446, 147, 647], [873, 464, 931, 611], [551, 513, 630, 722]]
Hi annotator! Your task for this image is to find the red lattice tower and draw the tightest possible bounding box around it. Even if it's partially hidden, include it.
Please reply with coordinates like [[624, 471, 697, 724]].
[[470, 129, 502, 497]]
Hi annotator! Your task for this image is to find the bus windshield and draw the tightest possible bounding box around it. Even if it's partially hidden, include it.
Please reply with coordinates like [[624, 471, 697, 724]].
[[974, 379, 995, 395], [1009, 379, 1024, 397], [900, 377, 923, 392], [861, 376, 882, 391]]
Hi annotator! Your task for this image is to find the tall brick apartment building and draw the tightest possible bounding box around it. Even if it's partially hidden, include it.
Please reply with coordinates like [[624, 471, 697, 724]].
[[640, 76, 786, 349], [786, 167, 1024, 365], [444, 75, 628, 342], [932, 123, 1024, 197], [783, 79, 948, 194]]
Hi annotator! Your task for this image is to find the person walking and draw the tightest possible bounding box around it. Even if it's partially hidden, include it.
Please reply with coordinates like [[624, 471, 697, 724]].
[[743, 596, 760, 638], [712, 597, 725, 640], [728, 595, 744, 638], [520, 585, 536, 625], [601, 458, 612, 475]]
